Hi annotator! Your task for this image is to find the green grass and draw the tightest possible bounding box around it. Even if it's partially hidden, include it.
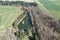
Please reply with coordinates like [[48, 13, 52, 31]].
[[0, 6, 23, 29], [38, 0, 60, 19]]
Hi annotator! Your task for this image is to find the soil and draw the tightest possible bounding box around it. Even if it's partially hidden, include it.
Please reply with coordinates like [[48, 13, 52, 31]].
[[22, 5, 60, 40]]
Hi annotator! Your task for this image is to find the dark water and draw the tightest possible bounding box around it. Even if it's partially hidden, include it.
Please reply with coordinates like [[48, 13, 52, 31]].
[[18, 12, 32, 31], [13, 11, 37, 40]]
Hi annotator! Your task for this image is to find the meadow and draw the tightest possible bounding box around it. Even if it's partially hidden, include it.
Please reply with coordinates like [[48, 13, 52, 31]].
[[39, 0, 60, 19], [0, 6, 22, 29]]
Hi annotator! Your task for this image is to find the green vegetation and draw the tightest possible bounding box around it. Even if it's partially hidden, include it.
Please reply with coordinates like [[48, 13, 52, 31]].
[[38, 0, 60, 19], [0, 6, 22, 29], [0, 1, 37, 6]]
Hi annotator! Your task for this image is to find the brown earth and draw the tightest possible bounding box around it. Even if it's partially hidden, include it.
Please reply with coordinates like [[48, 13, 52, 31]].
[[23, 5, 60, 40]]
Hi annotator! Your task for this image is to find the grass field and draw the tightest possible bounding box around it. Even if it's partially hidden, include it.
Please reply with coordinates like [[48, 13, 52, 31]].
[[38, 0, 60, 19], [0, 6, 22, 29]]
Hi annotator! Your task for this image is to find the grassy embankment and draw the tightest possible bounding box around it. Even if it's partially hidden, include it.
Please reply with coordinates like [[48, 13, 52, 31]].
[[38, 0, 60, 19]]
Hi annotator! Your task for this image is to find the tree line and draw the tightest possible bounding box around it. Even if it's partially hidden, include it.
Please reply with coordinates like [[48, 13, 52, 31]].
[[0, 1, 38, 6]]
